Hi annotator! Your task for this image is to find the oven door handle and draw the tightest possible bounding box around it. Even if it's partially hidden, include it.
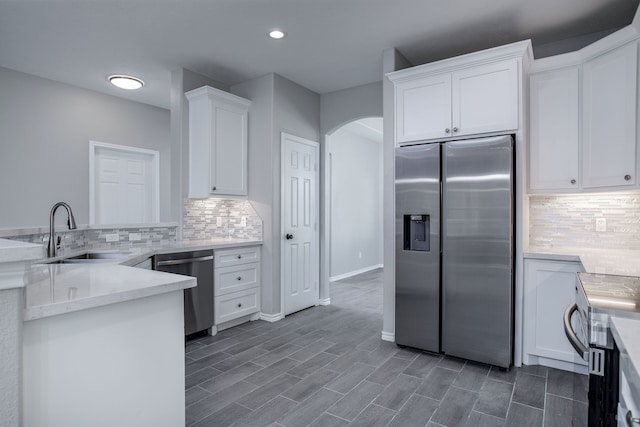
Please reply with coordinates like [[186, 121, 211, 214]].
[[563, 303, 589, 361]]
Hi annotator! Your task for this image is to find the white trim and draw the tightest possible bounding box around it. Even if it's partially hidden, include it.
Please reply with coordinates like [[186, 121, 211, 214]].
[[89, 140, 160, 225], [318, 298, 331, 306], [280, 133, 320, 317], [381, 331, 395, 342], [329, 264, 384, 282], [259, 312, 284, 323]]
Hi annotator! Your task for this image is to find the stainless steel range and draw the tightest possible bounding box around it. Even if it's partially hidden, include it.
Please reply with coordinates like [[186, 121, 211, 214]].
[[565, 272, 640, 427]]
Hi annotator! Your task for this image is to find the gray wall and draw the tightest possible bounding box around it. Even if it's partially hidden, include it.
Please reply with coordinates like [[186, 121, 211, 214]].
[[232, 73, 320, 317], [328, 125, 383, 278], [382, 49, 412, 341], [0, 66, 172, 228], [320, 81, 382, 137]]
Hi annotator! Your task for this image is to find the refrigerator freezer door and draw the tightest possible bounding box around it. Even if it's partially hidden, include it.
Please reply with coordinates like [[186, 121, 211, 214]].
[[395, 143, 441, 353], [442, 135, 514, 368]]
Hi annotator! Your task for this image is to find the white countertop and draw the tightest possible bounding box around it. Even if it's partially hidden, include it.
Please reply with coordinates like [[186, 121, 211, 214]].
[[610, 317, 640, 404], [24, 238, 262, 321], [23, 264, 196, 321], [524, 246, 640, 276]]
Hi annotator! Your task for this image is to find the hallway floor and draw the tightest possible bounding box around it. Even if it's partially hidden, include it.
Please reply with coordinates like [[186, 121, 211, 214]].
[[185, 269, 588, 427]]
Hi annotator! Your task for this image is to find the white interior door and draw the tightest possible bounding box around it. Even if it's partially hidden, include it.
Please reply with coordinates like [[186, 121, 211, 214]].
[[90, 141, 159, 224], [282, 133, 319, 315]]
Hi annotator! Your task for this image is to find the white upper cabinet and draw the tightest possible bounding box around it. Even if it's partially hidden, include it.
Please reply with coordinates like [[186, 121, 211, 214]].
[[528, 27, 640, 194], [389, 41, 530, 145], [582, 42, 638, 189], [529, 67, 580, 191], [186, 86, 251, 197], [395, 73, 452, 142], [452, 60, 519, 137]]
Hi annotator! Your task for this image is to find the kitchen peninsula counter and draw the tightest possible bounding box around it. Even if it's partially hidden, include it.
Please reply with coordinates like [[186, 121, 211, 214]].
[[27, 238, 262, 320]]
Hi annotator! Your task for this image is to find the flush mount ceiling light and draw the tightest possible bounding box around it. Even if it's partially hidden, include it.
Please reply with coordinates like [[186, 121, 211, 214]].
[[268, 29, 286, 39], [108, 75, 144, 90]]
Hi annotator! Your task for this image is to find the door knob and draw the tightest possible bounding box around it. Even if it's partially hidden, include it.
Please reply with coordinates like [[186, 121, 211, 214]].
[[286, 233, 294, 240]]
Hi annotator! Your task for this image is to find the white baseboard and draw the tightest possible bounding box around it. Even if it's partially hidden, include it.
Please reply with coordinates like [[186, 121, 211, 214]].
[[318, 298, 331, 306], [523, 354, 588, 375], [260, 312, 284, 323], [330, 264, 383, 282], [381, 330, 395, 342]]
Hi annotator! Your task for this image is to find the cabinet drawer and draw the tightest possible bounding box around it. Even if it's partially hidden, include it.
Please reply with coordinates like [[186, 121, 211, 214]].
[[215, 263, 260, 295], [215, 288, 260, 324], [215, 246, 260, 268]]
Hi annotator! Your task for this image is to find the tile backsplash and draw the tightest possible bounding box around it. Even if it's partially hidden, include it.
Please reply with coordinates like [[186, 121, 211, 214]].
[[3, 225, 178, 256], [183, 198, 262, 241], [529, 191, 640, 249]]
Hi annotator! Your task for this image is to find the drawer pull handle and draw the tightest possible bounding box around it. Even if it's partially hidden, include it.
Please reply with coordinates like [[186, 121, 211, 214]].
[[237, 303, 242, 308], [237, 276, 242, 281]]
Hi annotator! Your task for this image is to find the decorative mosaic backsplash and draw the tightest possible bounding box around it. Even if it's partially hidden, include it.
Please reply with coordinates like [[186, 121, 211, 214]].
[[4, 225, 177, 256], [183, 199, 262, 241], [529, 191, 640, 250]]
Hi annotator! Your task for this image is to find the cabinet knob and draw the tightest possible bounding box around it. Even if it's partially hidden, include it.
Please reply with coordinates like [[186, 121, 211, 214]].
[[625, 174, 632, 181], [212, 186, 217, 191], [452, 127, 458, 133], [237, 303, 242, 308], [237, 255, 242, 259], [445, 128, 450, 134], [237, 276, 242, 281], [570, 179, 576, 185]]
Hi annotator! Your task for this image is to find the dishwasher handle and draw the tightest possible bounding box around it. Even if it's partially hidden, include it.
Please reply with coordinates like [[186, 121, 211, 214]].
[[155, 255, 213, 267], [563, 303, 589, 361]]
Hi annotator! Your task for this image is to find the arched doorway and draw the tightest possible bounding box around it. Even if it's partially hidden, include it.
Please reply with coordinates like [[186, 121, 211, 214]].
[[324, 117, 383, 290]]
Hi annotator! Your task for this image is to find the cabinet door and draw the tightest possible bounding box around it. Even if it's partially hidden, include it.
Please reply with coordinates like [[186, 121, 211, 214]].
[[582, 42, 638, 189], [452, 59, 519, 137], [395, 73, 452, 143], [210, 99, 248, 196], [523, 259, 587, 367], [529, 68, 580, 191]]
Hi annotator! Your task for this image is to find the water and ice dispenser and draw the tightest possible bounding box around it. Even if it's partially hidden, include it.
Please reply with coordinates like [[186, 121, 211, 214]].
[[403, 214, 430, 251]]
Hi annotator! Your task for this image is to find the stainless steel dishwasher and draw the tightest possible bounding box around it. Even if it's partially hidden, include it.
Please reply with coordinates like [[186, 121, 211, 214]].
[[153, 250, 214, 337]]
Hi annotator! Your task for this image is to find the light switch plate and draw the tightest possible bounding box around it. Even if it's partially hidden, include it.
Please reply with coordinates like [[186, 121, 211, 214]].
[[129, 232, 142, 241], [596, 218, 607, 232], [105, 233, 119, 242], [241, 216, 247, 227]]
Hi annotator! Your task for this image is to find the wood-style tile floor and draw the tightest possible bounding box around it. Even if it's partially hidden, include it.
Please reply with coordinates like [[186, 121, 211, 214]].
[[185, 269, 588, 427]]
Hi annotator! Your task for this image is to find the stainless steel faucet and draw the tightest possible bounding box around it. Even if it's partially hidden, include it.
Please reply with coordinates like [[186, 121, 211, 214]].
[[48, 202, 77, 258]]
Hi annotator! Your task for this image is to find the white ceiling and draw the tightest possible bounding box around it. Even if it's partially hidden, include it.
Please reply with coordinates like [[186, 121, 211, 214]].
[[1, 0, 637, 110]]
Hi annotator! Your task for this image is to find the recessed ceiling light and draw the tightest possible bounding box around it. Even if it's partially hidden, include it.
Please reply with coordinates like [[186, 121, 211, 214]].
[[268, 29, 286, 39], [108, 75, 144, 90]]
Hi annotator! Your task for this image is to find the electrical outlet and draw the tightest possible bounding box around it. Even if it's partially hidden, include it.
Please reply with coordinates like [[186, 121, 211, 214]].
[[105, 233, 119, 242], [216, 217, 222, 227], [128, 232, 142, 241], [596, 218, 607, 232], [241, 216, 247, 227]]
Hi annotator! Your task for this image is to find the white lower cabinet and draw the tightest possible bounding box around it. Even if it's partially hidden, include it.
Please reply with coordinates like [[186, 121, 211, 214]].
[[523, 259, 588, 373], [214, 246, 261, 327]]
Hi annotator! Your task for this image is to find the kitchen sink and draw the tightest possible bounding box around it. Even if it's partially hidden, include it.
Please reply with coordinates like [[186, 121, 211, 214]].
[[44, 250, 133, 264]]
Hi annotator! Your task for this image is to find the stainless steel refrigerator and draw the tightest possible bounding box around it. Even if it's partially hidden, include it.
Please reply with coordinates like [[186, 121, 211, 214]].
[[395, 134, 514, 368]]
